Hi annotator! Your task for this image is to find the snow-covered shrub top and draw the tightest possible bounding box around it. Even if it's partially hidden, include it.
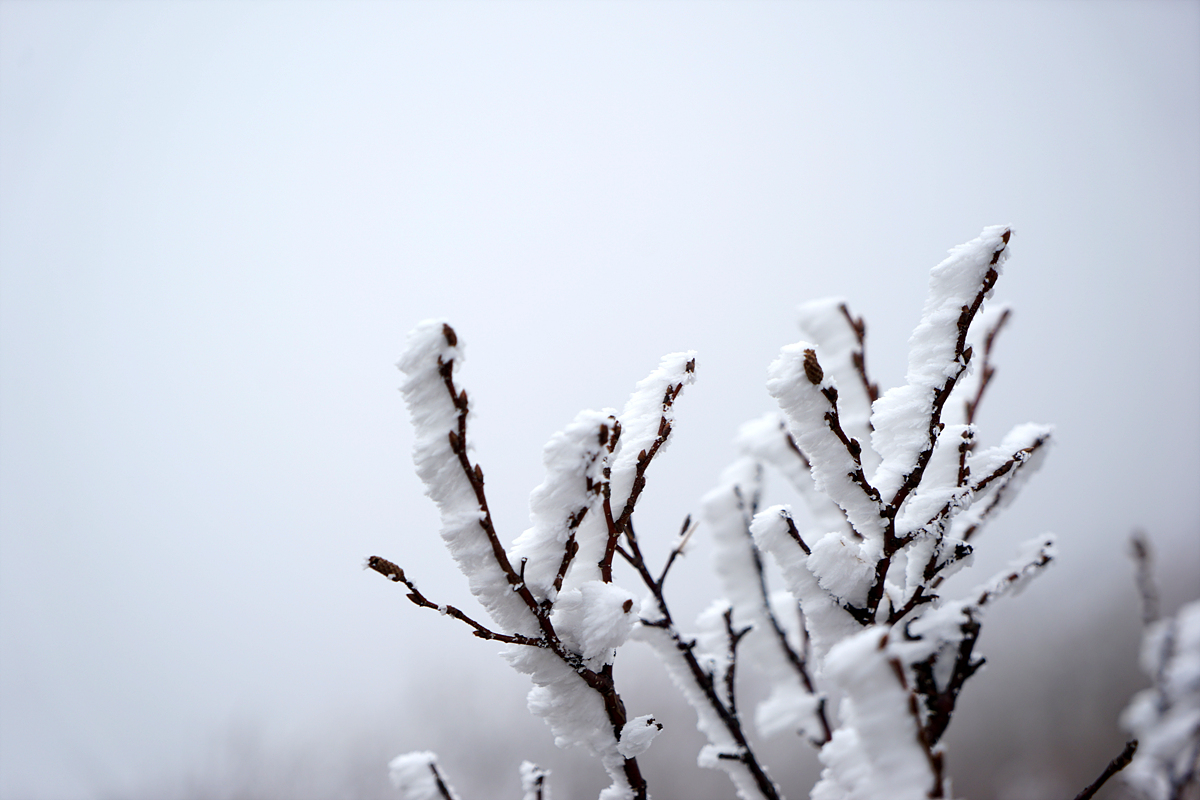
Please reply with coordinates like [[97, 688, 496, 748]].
[[367, 227, 1165, 800]]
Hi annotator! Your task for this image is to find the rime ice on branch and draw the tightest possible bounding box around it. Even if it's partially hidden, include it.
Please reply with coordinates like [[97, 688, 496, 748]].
[[372, 227, 1136, 800], [377, 321, 695, 800], [712, 226, 1062, 799]]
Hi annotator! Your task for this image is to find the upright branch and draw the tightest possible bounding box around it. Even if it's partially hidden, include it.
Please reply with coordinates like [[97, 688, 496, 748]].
[[389, 321, 654, 800], [602, 356, 696, 583], [838, 301, 880, 405], [963, 306, 1010, 426]]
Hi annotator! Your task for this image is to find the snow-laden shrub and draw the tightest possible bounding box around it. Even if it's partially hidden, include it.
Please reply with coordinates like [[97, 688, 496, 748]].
[[370, 227, 1139, 800], [1122, 533, 1200, 800]]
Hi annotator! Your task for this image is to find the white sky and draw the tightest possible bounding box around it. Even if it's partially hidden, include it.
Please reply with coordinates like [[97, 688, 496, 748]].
[[1, 2, 1198, 798]]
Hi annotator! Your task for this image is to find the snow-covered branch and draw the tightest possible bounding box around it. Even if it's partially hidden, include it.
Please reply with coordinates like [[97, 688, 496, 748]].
[[370, 227, 1158, 800]]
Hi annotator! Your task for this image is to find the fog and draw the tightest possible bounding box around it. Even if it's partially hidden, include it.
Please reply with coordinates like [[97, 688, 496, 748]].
[[1, 2, 1197, 798]]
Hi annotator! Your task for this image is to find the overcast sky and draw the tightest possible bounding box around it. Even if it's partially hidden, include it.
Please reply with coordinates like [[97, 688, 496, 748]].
[[1, 2, 1198, 798]]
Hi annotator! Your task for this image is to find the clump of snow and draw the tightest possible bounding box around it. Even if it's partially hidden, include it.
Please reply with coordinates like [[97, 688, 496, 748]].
[[617, 716, 664, 758], [806, 530, 877, 609], [552, 580, 638, 665]]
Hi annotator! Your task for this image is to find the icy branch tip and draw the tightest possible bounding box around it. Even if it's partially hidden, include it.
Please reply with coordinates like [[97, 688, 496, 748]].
[[397, 318, 462, 376]]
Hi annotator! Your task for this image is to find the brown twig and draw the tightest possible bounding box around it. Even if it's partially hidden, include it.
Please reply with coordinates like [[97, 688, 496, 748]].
[[1071, 739, 1138, 800], [910, 610, 984, 746], [1130, 530, 1161, 626], [745, 507, 831, 744], [601, 361, 695, 582], [964, 307, 1010, 426], [426, 328, 649, 799], [429, 760, 459, 800], [865, 230, 1011, 618], [885, 639, 945, 798], [838, 302, 880, 405], [367, 556, 543, 647], [628, 542, 781, 800], [722, 607, 751, 717]]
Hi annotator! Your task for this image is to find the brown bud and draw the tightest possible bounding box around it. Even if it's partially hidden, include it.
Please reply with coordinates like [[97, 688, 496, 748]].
[[622, 599, 634, 613], [803, 349, 824, 385], [441, 324, 458, 347]]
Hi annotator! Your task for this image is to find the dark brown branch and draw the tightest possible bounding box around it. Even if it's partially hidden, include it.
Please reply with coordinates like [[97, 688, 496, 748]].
[[430, 330, 648, 798], [863, 230, 1012, 619], [964, 307, 1010, 425], [366, 556, 542, 647], [886, 229, 1010, 517], [722, 607, 751, 717], [1130, 530, 1161, 626], [910, 610, 984, 746], [656, 514, 696, 588], [601, 361, 695, 581], [435, 345, 548, 630], [781, 512, 811, 555], [747, 509, 831, 744], [801, 348, 883, 517], [429, 760, 458, 800], [838, 302, 880, 404], [1071, 739, 1138, 800], [629, 550, 781, 800], [885, 642, 945, 798]]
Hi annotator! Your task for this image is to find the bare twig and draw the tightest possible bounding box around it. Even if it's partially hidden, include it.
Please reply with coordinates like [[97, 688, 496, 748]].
[[722, 607, 751, 717], [429, 760, 459, 800], [1071, 739, 1138, 800], [366, 556, 542, 646], [838, 302, 880, 405], [964, 307, 1010, 426], [1130, 530, 1161, 626], [910, 610, 984, 746], [885, 642, 945, 798], [656, 514, 696, 589]]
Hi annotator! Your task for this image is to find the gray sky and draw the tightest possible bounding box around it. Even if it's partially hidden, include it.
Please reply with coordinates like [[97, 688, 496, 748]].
[[1, 2, 1197, 798]]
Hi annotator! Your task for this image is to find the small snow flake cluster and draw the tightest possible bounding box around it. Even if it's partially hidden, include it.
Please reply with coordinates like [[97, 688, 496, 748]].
[[373, 227, 1161, 800]]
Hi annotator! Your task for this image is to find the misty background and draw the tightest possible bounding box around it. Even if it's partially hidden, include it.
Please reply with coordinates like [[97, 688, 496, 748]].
[[1, 2, 1197, 798]]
